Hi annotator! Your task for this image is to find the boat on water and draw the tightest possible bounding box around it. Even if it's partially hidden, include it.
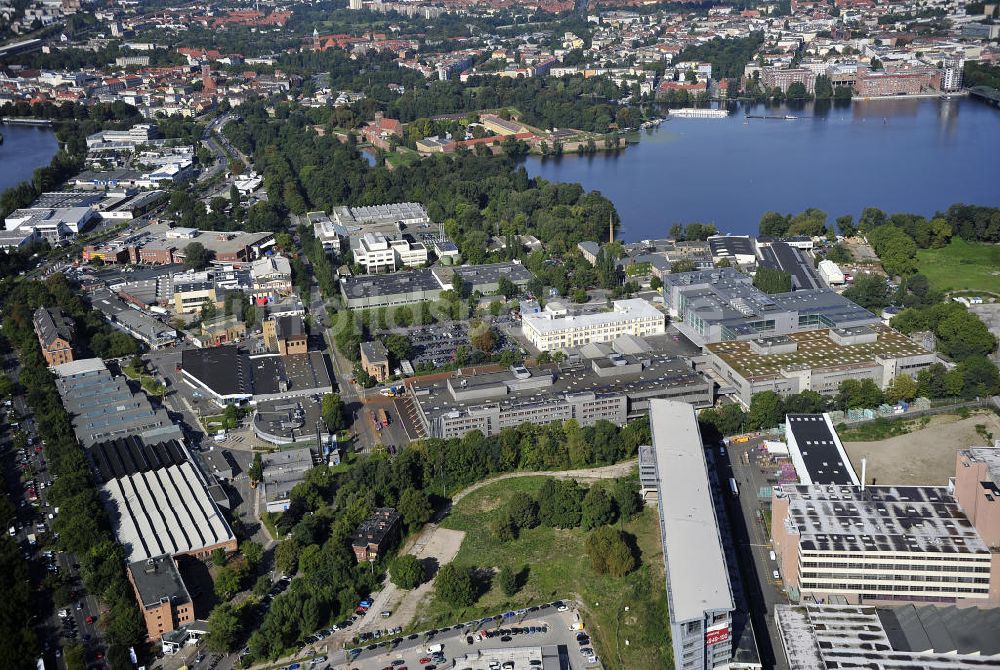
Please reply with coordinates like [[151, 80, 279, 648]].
[[745, 114, 800, 120], [640, 118, 664, 129]]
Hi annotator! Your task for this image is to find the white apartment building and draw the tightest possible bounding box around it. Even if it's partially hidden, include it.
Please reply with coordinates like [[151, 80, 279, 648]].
[[350, 232, 427, 273], [521, 298, 665, 352]]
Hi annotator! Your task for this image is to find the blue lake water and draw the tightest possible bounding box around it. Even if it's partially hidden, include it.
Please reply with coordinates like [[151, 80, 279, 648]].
[[0, 125, 59, 194], [523, 97, 1000, 241]]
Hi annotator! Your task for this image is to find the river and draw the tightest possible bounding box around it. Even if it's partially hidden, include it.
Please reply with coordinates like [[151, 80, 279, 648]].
[[523, 97, 1000, 241], [0, 124, 60, 195]]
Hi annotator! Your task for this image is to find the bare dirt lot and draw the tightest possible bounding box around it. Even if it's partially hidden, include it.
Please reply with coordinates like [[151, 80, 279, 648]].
[[842, 236, 882, 264], [844, 412, 1000, 485], [357, 526, 467, 636]]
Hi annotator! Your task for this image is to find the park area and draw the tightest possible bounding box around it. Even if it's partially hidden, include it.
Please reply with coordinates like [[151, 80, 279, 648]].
[[842, 410, 1000, 486], [408, 476, 672, 670], [915, 239, 1000, 294]]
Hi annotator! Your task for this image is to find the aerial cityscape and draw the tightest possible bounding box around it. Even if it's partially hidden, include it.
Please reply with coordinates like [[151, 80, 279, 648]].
[[0, 0, 999, 668]]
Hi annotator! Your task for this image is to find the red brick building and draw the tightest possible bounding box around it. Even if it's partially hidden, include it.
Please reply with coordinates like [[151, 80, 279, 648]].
[[351, 507, 402, 562], [33, 307, 75, 366], [854, 68, 938, 97]]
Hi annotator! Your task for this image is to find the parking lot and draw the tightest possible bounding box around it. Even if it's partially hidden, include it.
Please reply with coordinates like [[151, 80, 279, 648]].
[[377, 321, 519, 369], [332, 604, 599, 670]]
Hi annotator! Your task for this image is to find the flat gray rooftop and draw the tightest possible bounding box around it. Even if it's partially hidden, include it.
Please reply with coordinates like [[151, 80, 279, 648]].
[[776, 484, 988, 554], [650, 399, 734, 623], [340, 268, 441, 299], [128, 555, 190, 609], [959, 447, 1000, 487], [412, 354, 707, 420], [261, 447, 315, 504], [776, 604, 1000, 670]]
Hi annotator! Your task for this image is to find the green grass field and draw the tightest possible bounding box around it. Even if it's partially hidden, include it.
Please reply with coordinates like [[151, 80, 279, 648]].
[[915, 239, 1000, 294], [414, 477, 672, 670]]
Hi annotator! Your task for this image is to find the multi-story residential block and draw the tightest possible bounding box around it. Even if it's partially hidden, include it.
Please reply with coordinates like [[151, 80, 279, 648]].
[[761, 67, 817, 93]]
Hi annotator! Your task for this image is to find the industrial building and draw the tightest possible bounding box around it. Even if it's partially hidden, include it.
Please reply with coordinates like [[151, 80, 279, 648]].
[[703, 324, 937, 405], [101, 460, 237, 562], [90, 289, 178, 349], [85, 435, 188, 483], [757, 241, 824, 290], [340, 262, 534, 310], [521, 299, 666, 352], [309, 210, 349, 254], [707, 235, 757, 267], [648, 399, 735, 670], [360, 340, 391, 382], [954, 448, 1000, 551], [660, 268, 878, 347], [262, 315, 307, 355], [82, 222, 274, 266], [817, 259, 845, 286], [455, 646, 562, 670], [322, 202, 444, 274], [52, 359, 181, 447], [771, 481, 998, 605], [340, 268, 443, 309], [409, 352, 712, 439], [775, 603, 1000, 669], [260, 447, 316, 513], [436, 261, 534, 296], [253, 402, 333, 449], [784, 414, 860, 486], [351, 232, 428, 273], [180, 346, 333, 405]]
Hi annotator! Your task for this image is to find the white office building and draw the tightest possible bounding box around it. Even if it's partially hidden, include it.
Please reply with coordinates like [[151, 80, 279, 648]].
[[350, 232, 428, 273], [522, 299, 665, 352]]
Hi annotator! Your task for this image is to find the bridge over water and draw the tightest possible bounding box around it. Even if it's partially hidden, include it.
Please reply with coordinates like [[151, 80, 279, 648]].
[[969, 86, 1000, 106]]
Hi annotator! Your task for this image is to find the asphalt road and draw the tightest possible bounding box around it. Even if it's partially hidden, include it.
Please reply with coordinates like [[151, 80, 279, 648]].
[[1, 352, 107, 670], [724, 438, 788, 670]]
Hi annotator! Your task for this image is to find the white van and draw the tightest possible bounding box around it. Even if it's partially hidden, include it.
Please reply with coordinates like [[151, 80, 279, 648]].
[[426, 644, 444, 654], [769, 550, 776, 561]]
